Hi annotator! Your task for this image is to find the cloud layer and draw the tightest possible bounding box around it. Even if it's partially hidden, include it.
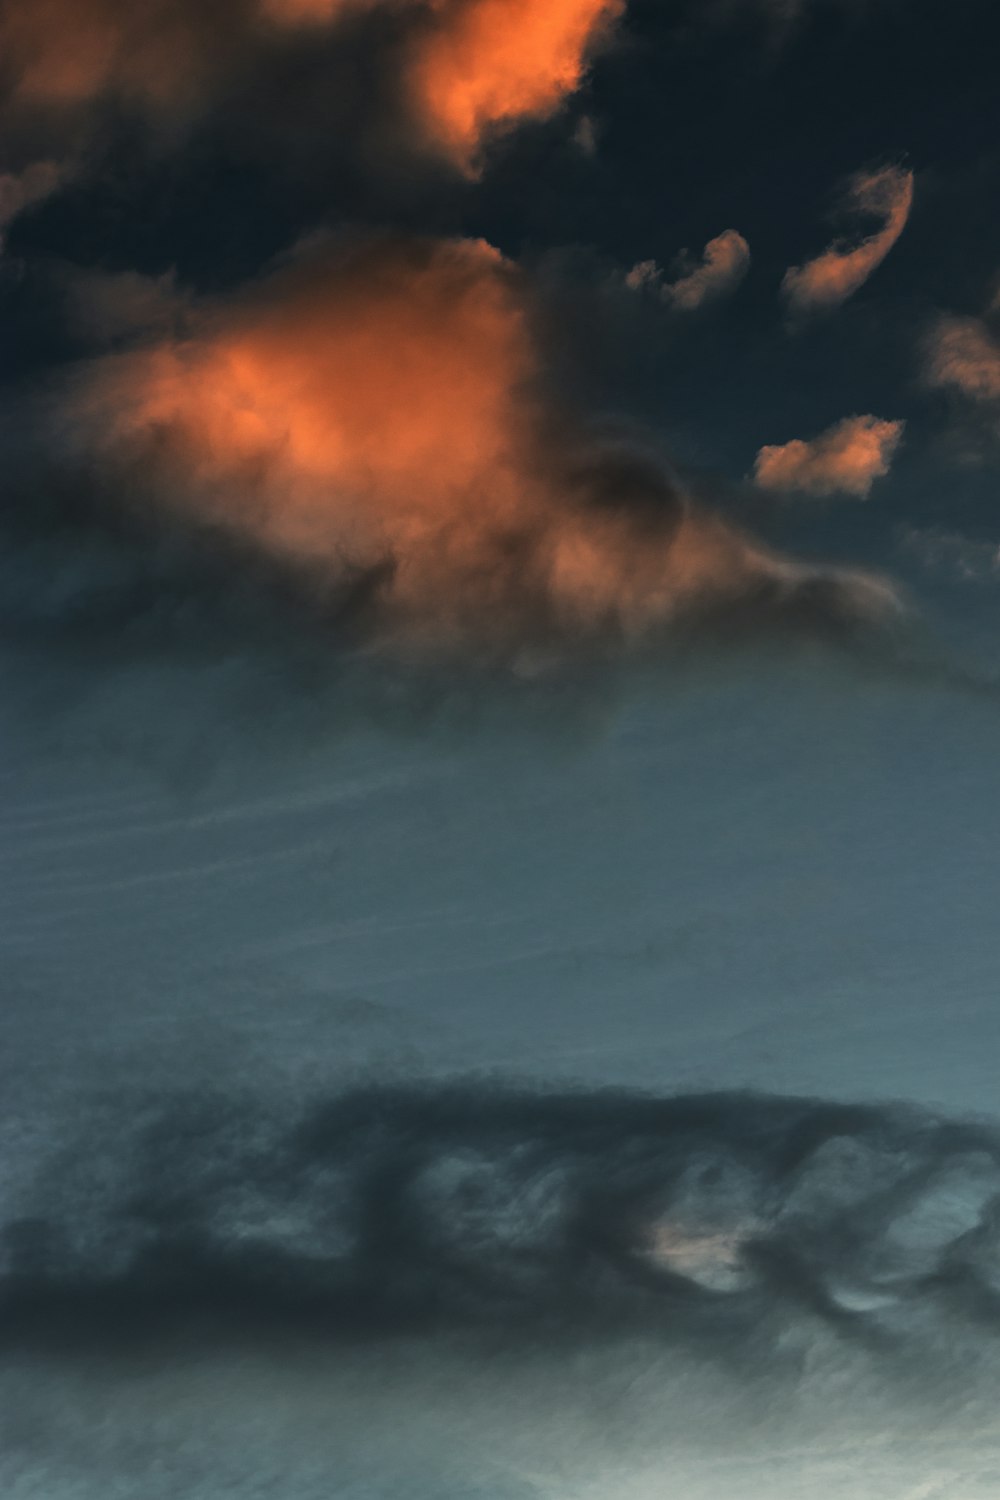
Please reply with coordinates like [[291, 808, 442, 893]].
[[782, 164, 913, 315], [10, 1077, 1000, 1496], [7, 1079, 1000, 1375], [0, 160, 61, 242], [753, 414, 904, 497]]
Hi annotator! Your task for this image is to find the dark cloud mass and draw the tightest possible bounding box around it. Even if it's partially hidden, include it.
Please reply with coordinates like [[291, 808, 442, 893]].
[[49, 234, 898, 660], [8, 1081, 1000, 1367], [6, 1079, 1000, 1496]]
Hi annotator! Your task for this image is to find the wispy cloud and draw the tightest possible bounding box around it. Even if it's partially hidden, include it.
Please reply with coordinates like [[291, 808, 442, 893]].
[[898, 524, 1000, 584], [626, 230, 751, 310], [403, 0, 625, 173], [924, 314, 1000, 408], [782, 164, 913, 315]]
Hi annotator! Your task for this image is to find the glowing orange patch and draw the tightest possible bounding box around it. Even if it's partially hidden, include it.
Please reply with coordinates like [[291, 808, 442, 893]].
[[407, 0, 624, 168], [71, 240, 545, 618]]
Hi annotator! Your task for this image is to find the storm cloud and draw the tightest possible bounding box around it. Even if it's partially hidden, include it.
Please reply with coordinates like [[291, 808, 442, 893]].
[[7, 1080, 1000, 1367]]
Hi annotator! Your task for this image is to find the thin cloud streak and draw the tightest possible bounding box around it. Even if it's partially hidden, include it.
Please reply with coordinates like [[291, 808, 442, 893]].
[[404, 0, 625, 173]]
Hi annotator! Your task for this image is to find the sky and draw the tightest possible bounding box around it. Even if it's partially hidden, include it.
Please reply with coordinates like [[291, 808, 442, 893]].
[[3, 1, 1000, 1496]]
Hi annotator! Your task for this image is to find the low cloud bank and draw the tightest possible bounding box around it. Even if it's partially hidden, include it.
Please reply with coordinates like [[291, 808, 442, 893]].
[[6, 1080, 1000, 1378]]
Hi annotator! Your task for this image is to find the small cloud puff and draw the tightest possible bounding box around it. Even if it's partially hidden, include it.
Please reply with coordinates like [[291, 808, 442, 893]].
[[753, 414, 904, 498], [924, 315, 1000, 410], [626, 229, 750, 310]]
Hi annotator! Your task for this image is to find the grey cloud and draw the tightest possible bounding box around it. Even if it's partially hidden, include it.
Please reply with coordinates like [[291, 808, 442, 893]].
[[7, 1080, 1000, 1364]]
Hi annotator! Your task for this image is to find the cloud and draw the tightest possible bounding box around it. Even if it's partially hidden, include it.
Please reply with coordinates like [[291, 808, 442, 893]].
[[403, 0, 624, 172], [781, 164, 913, 315], [33, 232, 894, 670], [263, 0, 625, 172], [0, 0, 624, 189], [920, 292, 1000, 465], [7, 1079, 1000, 1383], [11, 1080, 1000, 1499], [898, 524, 1000, 584], [924, 314, 1000, 409], [626, 229, 751, 311], [753, 414, 904, 498]]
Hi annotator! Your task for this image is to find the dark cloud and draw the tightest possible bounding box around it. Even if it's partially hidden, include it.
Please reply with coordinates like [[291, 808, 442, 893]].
[[6, 1080, 1000, 1382]]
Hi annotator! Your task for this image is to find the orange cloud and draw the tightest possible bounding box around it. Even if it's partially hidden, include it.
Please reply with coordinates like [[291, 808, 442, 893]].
[[0, 0, 624, 177], [782, 165, 913, 315], [627, 229, 751, 310], [59, 234, 886, 660], [924, 316, 1000, 407], [405, 0, 624, 170], [753, 414, 904, 497]]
